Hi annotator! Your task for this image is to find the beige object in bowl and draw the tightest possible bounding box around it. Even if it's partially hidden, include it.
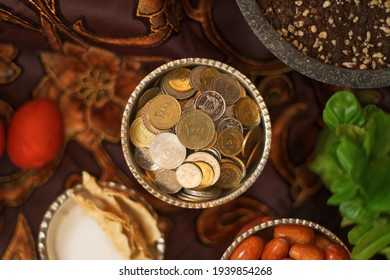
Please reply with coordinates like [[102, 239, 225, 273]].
[[121, 58, 271, 208], [38, 181, 165, 260]]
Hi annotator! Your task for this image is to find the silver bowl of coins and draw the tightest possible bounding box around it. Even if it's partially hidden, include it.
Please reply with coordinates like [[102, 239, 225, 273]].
[[121, 58, 271, 208]]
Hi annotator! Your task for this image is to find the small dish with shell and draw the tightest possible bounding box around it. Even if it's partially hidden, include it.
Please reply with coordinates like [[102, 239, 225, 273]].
[[38, 172, 165, 260]]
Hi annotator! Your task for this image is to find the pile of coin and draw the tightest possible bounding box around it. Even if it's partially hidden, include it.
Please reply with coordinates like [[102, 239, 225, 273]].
[[129, 65, 263, 202]]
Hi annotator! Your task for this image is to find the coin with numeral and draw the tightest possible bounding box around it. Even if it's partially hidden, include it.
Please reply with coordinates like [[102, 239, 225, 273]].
[[134, 147, 159, 170], [149, 132, 186, 169], [195, 91, 226, 121], [235, 96, 261, 128], [211, 74, 241, 105], [155, 169, 182, 194], [185, 151, 221, 185], [216, 127, 244, 157], [176, 162, 203, 189], [215, 162, 243, 189], [147, 95, 182, 130], [176, 110, 215, 150], [129, 117, 156, 148]]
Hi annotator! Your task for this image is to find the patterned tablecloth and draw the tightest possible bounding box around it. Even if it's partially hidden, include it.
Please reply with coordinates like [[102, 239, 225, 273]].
[[0, 0, 389, 260]]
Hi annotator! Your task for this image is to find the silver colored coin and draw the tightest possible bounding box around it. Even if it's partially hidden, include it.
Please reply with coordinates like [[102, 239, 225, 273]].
[[183, 187, 222, 199], [204, 147, 222, 162], [195, 91, 226, 121], [189, 66, 207, 91], [177, 191, 212, 202], [176, 162, 203, 189], [134, 147, 160, 170], [149, 132, 186, 170], [216, 117, 244, 134], [176, 191, 201, 202], [160, 74, 169, 95], [155, 169, 182, 194], [185, 152, 220, 185]]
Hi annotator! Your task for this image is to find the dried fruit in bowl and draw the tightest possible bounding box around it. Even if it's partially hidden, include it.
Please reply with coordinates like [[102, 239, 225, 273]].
[[227, 222, 350, 260]]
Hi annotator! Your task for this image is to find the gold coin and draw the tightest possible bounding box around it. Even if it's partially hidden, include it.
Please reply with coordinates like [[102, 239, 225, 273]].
[[162, 73, 196, 100], [211, 74, 241, 105], [194, 161, 215, 189], [129, 117, 156, 148], [189, 65, 207, 91], [242, 125, 262, 158], [235, 97, 261, 128], [145, 168, 161, 185], [239, 83, 247, 98], [176, 110, 215, 150], [229, 156, 247, 178], [194, 91, 203, 98], [201, 130, 218, 150], [216, 127, 244, 157], [147, 94, 181, 130], [214, 162, 243, 189], [137, 87, 161, 109], [245, 141, 262, 169], [142, 101, 163, 134], [167, 68, 192, 92], [135, 106, 143, 118], [220, 158, 236, 165], [200, 68, 220, 91]]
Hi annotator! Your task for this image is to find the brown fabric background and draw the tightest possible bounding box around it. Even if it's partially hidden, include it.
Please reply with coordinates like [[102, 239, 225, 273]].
[[0, 0, 388, 260]]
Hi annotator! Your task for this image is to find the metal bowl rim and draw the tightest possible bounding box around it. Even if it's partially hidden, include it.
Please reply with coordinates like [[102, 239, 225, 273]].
[[120, 57, 272, 209]]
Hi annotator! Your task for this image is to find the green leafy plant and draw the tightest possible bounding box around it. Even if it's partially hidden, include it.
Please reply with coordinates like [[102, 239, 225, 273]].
[[310, 90, 390, 260]]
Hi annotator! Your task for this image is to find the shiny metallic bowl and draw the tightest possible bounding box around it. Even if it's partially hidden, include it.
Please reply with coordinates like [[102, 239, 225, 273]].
[[38, 181, 165, 260], [121, 58, 271, 208], [221, 218, 351, 260]]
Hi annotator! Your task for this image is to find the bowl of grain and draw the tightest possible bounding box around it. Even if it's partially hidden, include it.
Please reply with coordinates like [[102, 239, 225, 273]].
[[121, 58, 271, 208], [236, 0, 390, 88]]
